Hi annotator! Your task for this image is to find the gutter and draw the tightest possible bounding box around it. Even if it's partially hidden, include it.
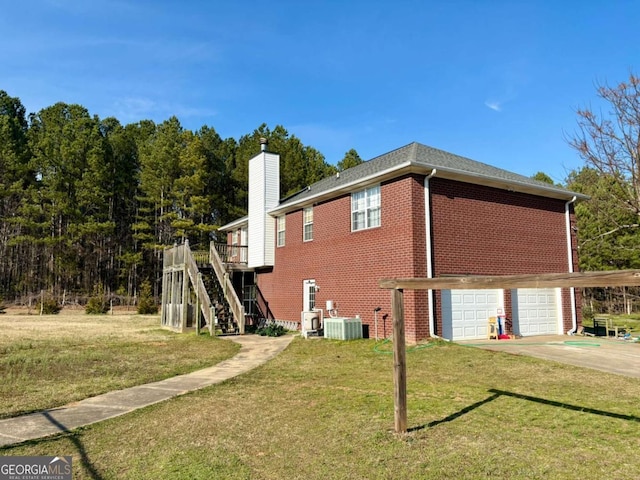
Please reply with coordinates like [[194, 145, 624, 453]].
[[565, 196, 578, 334], [268, 161, 413, 215], [218, 216, 248, 232], [269, 161, 586, 216], [424, 169, 443, 339]]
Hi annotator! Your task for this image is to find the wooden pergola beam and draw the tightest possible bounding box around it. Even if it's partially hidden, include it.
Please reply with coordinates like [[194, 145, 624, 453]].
[[379, 270, 640, 291], [381, 268, 640, 434]]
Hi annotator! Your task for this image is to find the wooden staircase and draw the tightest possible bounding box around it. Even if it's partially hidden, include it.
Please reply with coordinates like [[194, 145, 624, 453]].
[[208, 242, 245, 334], [160, 241, 245, 335]]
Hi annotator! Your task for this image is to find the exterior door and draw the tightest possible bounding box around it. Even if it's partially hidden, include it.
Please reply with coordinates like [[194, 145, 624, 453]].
[[303, 279, 316, 312]]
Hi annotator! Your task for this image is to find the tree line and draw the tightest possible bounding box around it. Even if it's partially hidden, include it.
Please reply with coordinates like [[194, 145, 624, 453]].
[[3, 72, 640, 314], [0, 90, 363, 304]]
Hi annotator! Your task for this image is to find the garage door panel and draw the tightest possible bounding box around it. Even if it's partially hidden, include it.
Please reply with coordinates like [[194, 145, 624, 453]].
[[474, 325, 488, 337], [442, 289, 503, 341], [513, 288, 560, 336], [464, 311, 477, 321], [462, 296, 475, 305], [465, 325, 482, 337]]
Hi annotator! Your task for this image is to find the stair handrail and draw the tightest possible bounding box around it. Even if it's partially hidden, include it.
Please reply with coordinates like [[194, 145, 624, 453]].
[[214, 243, 248, 264], [209, 242, 245, 333], [183, 242, 213, 328], [254, 284, 275, 323]]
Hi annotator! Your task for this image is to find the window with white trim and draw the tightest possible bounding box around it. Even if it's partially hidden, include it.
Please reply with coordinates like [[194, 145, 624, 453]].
[[351, 185, 380, 231], [277, 215, 286, 247], [303, 207, 313, 241]]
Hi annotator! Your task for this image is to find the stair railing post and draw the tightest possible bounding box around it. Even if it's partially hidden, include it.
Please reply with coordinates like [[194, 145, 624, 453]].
[[181, 263, 189, 333], [239, 305, 245, 334], [161, 256, 169, 327], [210, 306, 215, 336], [171, 268, 178, 329], [195, 272, 202, 335]]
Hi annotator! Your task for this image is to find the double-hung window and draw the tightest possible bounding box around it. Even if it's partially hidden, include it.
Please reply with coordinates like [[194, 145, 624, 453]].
[[303, 207, 313, 241], [277, 215, 286, 247], [351, 185, 381, 231]]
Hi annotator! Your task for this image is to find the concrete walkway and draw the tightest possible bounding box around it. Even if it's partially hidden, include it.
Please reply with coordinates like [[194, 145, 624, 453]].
[[0, 334, 294, 447]]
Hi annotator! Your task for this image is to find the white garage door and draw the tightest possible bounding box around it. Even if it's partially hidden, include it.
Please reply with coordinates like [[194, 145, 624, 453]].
[[513, 288, 560, 336], [442, 289, 503, 341]]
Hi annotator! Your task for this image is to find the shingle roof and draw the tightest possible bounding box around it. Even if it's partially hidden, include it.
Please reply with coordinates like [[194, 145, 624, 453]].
[[272, 142, 584, 213]]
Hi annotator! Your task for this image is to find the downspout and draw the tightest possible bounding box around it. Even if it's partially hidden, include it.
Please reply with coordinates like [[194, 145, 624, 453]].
[[565, 196, 578, 334], [424, 169, 442, 339]]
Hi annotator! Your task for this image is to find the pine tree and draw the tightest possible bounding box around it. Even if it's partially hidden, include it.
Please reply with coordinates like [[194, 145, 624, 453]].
[[0, 91, 32, 298], [337, 148, 363, 171]]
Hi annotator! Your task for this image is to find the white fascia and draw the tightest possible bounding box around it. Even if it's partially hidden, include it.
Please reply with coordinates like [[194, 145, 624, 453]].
[[218, 216, 248, 232], [269, 162, 586, 216], [268, 162, 414, 216]]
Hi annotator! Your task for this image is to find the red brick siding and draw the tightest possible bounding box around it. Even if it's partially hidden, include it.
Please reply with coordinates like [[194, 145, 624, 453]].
[[255, 175, 580, 342], [257, 174, 428, 342], [430, 178, 580, 335]]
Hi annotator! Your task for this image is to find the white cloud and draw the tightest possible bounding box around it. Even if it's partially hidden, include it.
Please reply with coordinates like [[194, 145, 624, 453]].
[[483, 61, 529, 113], [111, 96, 217, 124], [113, 97, 157, 122], [484, 100, 502, 112]]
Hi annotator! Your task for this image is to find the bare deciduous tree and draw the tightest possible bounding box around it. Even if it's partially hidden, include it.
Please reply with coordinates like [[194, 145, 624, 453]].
[[568, 73, 640, 216]]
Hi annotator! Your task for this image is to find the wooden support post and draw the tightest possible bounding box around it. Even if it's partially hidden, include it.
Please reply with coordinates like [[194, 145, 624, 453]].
[[161, 268, 169, 326], [181, 265, 189, 333], [210, 306, 215, 336], [171, 269, 178, 329], [195, 273, 202, 335], [392, 288, 407, 434]]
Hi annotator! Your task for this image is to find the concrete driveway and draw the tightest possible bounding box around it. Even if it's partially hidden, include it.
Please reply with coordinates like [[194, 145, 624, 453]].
[[458, 335, 640, 379]]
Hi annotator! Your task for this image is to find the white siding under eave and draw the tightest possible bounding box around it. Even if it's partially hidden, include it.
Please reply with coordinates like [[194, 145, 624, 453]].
[[248, 151, 279, 268]]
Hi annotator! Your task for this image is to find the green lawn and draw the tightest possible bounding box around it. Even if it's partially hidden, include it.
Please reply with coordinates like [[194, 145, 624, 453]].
[[2, 336, 639, 479], [0, 312, 239, 418]]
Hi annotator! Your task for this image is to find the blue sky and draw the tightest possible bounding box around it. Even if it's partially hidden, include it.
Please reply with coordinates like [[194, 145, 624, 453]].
[[1, 0, 638, 183]]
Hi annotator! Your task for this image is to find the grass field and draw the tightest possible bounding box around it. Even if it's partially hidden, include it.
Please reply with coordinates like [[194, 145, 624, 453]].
[[2, 318, 640, 479], [0, 311, 239, 418]]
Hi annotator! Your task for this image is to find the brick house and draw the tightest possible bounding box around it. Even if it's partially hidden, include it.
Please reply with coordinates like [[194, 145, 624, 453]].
[[219, 141, 586, 343]]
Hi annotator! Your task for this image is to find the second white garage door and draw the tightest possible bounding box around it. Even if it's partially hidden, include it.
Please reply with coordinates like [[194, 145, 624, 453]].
[[442, 289, 503, 341], [512, 288, 561, 336]]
